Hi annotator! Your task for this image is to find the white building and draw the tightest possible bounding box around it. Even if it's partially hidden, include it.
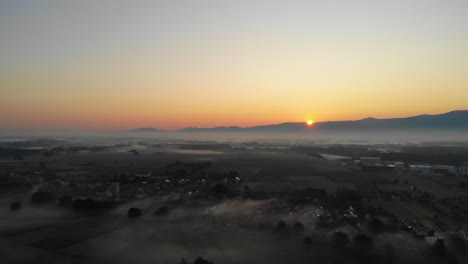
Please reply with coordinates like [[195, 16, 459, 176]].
[[456, 166, 468, 176]]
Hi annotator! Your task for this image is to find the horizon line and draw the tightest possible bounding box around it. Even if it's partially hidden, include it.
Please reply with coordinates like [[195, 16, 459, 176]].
[[0, 109, 466, 134], [125, 109, 467, 132]]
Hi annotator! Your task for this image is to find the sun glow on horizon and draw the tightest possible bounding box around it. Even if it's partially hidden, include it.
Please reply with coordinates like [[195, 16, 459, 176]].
[[307, 120, 314, 126]]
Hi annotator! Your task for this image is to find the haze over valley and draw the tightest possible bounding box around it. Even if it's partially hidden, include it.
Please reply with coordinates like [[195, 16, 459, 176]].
[[1, 1, 468, 264]]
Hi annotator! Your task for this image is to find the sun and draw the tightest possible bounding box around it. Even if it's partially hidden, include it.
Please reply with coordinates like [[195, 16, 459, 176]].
[[307, 120, 314, 125]]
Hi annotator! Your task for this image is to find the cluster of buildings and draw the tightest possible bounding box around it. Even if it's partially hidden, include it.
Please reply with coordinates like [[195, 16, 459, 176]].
[[409, 164, 468, 176], [352, 156, 468, 176]]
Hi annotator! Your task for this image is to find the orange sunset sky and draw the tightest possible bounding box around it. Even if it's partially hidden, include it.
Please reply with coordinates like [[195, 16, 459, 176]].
[[1, 1, 468, 131]]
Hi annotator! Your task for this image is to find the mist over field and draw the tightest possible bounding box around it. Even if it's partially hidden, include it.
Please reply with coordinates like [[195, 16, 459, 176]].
[[2, 130, 468, 147], [0, 192, 439, 264], [2, 0, 468, 263], [1, 135, 468, 264]]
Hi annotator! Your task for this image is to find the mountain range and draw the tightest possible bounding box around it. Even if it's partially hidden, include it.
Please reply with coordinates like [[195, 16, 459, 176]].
[[127, 110, 468, 133]]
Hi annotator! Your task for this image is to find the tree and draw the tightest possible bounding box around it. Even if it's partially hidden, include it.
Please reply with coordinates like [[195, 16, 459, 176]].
[[368, 218, 385, 233], [331, 231, 349, 248], [9, 201, 21, 212], [334, 188, 362, 208], [127, 207, 142, 218], [72, 198, 114, 211], [242, 185, 252, 197], [31, 190, 55, 204], [431, 239, 446, 258], [294, 221, 305, 232], [212, 184, 228, 199], [354, 233, 373, 249], [447, 234, 468, 258], [154, 206, 169, 216], [193, 257, 213, 264], [276, 220, 288, 231], [383, 244, 396, 264], [175, 169, 187, 177], [58, 195, 73, 207]]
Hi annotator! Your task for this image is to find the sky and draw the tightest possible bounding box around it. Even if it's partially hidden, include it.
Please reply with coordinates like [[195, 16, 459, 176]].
[[1, 0, 468, 131]]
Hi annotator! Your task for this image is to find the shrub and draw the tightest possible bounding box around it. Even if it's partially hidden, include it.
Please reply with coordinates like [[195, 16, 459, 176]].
[[154, 206, 169, 216], [127, 207, 142, 218], [9, 201, 21, 212]]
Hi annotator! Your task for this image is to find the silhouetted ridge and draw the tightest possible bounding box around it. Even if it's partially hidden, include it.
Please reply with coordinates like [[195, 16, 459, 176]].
[[128, 110, 468, 133], [127, 127, 165, 133]]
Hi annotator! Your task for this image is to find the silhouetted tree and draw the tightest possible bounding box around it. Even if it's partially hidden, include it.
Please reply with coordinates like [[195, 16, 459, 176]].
[[276, 220, 288, 231], [127, 207, 142, 218], [382, 244, 396, 264], [9, 201, 21, 212], [331, 232, 349, 248], [212, 184, 228, 199], [368, 218, 385, 233], [154, 206, 169, 216], [428, 229, 435, 237], [303, 236, 313, 246], [447, 234, 468, 258], [58, 195, 73, 207], [294, 221, 305, 232], [242, 185, 252, 197], [317, 214, 334, 227], [72, 198, 115, 211], [193, 257, 213, 264], [354, 233, 373, 249], [31, 190, 55, 204], [334, 188, 362, 209], [175, 169, 187, 177], [430, 238, 447, 259]]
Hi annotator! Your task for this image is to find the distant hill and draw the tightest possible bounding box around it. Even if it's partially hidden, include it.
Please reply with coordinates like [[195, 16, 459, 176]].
[[311, 110, 468, 132], [179, 126, 244, 132], [127, 127, 165, 133], [176, 110, 468, 133], [0, 139, 66, 148], [127, 110, 468, 133]]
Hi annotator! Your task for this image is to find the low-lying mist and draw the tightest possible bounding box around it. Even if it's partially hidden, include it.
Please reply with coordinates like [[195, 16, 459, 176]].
[[0, 196, 453, 264]]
